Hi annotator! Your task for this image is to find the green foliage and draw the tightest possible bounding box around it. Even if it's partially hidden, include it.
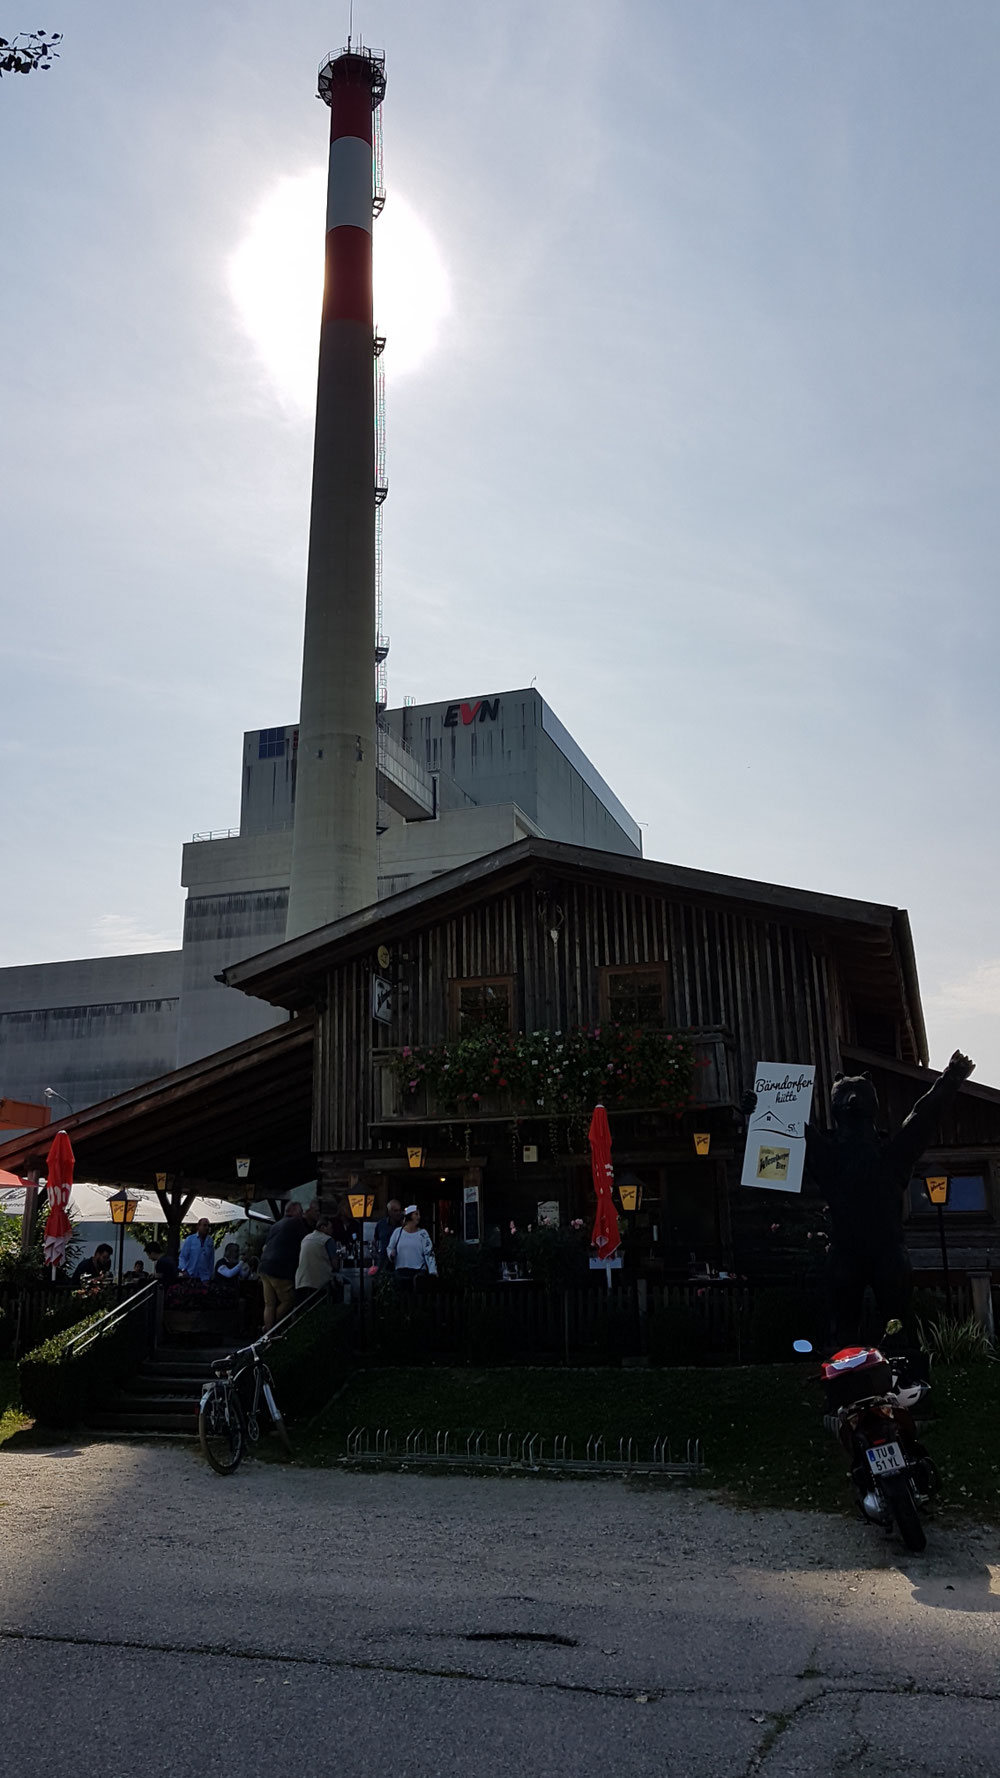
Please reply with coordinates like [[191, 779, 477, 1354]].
[[394, 1024, 695, 1117], [434, 1236, 497, 1288], [0, 1209, 82, 1285], [515, 1225, 590, 1287], [267, 1298, 352, 1421], [917, 1313, 997, 1366], [18, 1304, 145, 1427]]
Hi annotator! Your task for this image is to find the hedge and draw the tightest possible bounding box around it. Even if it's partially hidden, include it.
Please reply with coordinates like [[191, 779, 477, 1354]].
[[266, 1298, 353, 1421], [18, 1307, 146, 1428]]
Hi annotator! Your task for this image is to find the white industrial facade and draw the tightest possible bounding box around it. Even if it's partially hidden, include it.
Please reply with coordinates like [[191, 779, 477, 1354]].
[[0, 689, 639, 1118]]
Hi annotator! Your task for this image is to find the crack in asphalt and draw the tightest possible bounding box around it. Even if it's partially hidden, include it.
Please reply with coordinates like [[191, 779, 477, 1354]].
[[0, 1626, 661, 1703], [1, 1625, 999, 1721]]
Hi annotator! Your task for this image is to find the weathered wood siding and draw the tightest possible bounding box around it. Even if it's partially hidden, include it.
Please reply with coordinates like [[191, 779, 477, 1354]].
[[313, 873, 851, 1156]]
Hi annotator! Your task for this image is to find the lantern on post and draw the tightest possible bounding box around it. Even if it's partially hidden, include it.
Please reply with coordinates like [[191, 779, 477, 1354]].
[[348, 1191, 376, 1220], [109, 1188, 138, 1288], [925, 1176, 953, 1316]]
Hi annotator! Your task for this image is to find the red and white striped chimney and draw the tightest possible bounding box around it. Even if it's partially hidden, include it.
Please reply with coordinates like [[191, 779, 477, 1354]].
[[285, 48, 385, 941]]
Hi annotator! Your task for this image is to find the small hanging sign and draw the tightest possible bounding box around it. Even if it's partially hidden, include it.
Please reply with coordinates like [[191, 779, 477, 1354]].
[[372, 976, 393, 1025], [407, 1146, 425, 1170]]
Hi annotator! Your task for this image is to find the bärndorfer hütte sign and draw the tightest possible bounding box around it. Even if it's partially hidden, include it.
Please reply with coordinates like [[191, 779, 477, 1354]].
[[741, 1062, 815, 1195]]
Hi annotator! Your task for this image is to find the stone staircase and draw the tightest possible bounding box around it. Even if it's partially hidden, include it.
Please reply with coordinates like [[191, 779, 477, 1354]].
[[85, 1347, 231, 1439]]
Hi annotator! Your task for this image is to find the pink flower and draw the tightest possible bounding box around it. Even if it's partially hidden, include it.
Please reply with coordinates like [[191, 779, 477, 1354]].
[[770, 1222, 780, 1233], [408, 1079, 417, 1090]]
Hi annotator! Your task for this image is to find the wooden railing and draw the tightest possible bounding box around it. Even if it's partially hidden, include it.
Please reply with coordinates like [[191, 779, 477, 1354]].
[[371, 1026, 738, 1125]]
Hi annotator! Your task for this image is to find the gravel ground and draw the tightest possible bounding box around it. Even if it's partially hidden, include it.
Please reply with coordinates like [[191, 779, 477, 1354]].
[[0, 1441, 998, 1775]]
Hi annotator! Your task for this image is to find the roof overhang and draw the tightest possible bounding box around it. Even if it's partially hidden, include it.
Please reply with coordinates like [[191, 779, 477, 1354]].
[[0, 1017, 315, 1192]]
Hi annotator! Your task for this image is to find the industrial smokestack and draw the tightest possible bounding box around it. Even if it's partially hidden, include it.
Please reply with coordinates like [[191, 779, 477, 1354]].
[[285, 47, 385, 940]]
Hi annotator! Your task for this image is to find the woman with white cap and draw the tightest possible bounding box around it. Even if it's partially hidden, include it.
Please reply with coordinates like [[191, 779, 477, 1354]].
[[386, 1204, 438, 1291]]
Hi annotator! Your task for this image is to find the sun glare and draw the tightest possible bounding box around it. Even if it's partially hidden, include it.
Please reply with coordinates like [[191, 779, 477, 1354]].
[[228, 169, 451, 411]]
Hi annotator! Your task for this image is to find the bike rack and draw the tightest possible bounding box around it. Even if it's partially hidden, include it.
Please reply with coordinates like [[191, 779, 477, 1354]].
[[343, 1426, 704, 1475]]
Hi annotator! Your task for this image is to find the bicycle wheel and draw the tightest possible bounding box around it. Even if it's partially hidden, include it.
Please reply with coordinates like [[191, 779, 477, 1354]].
[[261, 1370, 293, 1459], [198, 1381, 245, 1475]]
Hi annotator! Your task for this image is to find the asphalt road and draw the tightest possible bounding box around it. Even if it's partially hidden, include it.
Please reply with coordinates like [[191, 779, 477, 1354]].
[[0, 1442, 997, 1776]]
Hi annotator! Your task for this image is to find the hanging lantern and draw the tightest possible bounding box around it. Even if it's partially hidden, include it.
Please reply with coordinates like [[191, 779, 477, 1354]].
[[694, 1133, 711, 1156]]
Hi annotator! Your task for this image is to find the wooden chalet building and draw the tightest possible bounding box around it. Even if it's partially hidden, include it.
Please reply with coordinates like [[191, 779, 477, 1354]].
[[222, 838, 1000, 1285]]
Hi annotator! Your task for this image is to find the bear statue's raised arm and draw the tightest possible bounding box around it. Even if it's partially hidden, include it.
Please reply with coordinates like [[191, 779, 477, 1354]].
[[887, 1049, 975, 1176]]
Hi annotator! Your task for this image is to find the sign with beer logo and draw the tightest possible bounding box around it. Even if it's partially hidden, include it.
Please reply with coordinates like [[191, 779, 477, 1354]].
[[925, 1176, 949, 1206], [741, 1062, 815, 1196]]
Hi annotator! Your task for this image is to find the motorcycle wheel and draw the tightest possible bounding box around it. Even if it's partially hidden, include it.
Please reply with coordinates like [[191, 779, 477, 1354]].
[[883, 1476, 926, 1552]]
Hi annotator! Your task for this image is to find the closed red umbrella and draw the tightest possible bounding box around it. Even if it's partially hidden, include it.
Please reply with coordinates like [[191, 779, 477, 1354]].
[[588, 1103, 620, 1279], [42, 1130, 74, 1276]]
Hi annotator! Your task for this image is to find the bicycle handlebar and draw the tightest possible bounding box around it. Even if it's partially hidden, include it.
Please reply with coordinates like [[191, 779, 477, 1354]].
[[212, 1329, 282, 1373]]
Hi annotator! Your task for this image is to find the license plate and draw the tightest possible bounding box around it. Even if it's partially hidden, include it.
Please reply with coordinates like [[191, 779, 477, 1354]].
[[866, 1441, 906, 1476]]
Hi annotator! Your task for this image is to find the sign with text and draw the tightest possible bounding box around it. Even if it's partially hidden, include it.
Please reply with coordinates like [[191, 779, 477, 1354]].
[[741, 1062, 815, 1195], [443, 697, 499, 728]]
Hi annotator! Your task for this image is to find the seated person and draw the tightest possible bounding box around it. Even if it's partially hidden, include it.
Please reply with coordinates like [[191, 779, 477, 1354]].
[[216, 1241, 249, 1281], [71, 1244, 113, 1284]]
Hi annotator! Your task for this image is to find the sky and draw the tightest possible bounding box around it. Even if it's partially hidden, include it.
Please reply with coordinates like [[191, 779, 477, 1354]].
[[2, 0, 999, 1077]]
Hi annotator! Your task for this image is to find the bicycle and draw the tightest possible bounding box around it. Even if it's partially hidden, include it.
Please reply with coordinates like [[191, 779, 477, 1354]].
[[198, 1331, 292, 1474]]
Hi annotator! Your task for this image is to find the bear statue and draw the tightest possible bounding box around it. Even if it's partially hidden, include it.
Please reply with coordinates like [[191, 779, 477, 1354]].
[[744, 1050, 974, 1345]]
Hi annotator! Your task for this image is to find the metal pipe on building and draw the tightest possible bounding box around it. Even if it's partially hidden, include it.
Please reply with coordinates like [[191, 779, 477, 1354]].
[[285, 47, 385, 940]]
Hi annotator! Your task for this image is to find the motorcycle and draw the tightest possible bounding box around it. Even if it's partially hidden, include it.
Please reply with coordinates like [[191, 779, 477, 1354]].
[[794, 1333, 938, 1551]]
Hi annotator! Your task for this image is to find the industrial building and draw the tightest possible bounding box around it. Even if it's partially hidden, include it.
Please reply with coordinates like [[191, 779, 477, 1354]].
[[0, 690, 640, 1114]]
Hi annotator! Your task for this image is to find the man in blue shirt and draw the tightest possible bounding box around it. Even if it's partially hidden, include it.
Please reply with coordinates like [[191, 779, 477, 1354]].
[[178, 1218, 216, 1283]]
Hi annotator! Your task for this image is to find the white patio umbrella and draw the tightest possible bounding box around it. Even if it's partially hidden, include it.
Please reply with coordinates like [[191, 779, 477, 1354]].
[[0, 1184, 244, 1224]]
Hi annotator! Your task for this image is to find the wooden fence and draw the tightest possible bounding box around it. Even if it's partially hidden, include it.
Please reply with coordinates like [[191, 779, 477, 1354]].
[[363, 1277, 979, 1369], [0, 1283, 135, 1361]]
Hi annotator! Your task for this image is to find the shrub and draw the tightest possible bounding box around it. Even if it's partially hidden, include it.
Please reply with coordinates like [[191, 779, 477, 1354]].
[[267, 1298, 352, 1421], [515, 1226, 590, 1288], [917, 1313, 997, 1366], [18, 1307, 145, 1427]]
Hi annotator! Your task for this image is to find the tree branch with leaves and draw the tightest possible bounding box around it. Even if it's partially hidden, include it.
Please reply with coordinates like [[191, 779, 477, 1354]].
[[0, 27, 61, 76]]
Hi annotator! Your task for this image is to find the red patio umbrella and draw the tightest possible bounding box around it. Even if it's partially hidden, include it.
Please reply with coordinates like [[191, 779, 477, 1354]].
[[588, 1103, 620, 1280], [42, 1130, 74, 1276]]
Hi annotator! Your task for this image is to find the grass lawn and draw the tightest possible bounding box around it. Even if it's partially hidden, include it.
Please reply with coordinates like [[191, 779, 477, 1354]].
[[0, 1361, 32, 1449], [290, 1360, 1000, 1520]]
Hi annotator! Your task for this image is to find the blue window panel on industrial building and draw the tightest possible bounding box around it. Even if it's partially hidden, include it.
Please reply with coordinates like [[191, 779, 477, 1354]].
[[258, 728, 286, 760]]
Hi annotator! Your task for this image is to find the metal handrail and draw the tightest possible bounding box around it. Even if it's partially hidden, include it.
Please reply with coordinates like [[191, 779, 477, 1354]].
[[63, 1280, 158, 1357]]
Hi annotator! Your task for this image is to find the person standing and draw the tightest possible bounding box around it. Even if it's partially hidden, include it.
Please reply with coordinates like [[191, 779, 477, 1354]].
[[386, 1205, 438, 1292], [258, 1201, 307, 1330], [295, 1215, 339, 1302], [372, 1199, 404, 1272], [178, 1218, 217, 1283]]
